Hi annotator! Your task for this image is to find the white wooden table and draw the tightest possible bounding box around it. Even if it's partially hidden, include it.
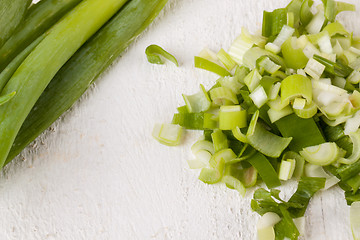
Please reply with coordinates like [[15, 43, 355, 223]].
[[0, 0, 358, 239]]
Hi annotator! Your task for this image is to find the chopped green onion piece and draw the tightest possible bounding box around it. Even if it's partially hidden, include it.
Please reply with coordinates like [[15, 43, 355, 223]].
[[182, 84, 211, 113], [243, 47, 286, 70], [172, 112, 216, 130], [0, 91, 16, 106], [281, 74, 312, 104], [145, 44, 179, 66], [247, 152, 281, 188], [266, 25, 295, 54], [300, 142, 340, 166], [257, 57, 281, 74], [313, 54, 354, 77], [219, 105, 247, 130], [250, 86, 268, 108], [247, 111, 292, 158], [293, 101, 318, 119], [194, 56, 231, 77], [152, 123, 183, 146], [323, 0, 336, 22], [275, 114, 325, 152], [339, 130, 360, 165], [279, 159, 296, 181], [211, 129, 228, 152], [318, 32, 333, 54], [217, 48, 236, 70], [281, 37, 309, 69], [222, 175, 246, 197], [300, 0, 314, 26], [219, 76, 244, 94], [268, 105, 293, 123], [347, 70, 360, 84], [209, 86, 239, 105], [350, 201, 360, 240]]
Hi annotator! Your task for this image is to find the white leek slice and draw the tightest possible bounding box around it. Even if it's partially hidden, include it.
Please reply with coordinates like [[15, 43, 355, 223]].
[[338, 130, 360, 164], [345, 111, 360, 135], [293, 102, 318, 119], [306, 11, 326, 34], [265, 25, 295, 54], [217, 48, 237, 70], [228, 28, 254, 64], [267, 95, 289, 111], [191, 140, 215, 155], [317, 32, 333, 54], [152, 123, 183, 146], [351, 201, 360, 240], [278, 159, 296, 180], [219, 76, 244, 94], [304, 163, 340, 190], [198, 48, 221, 64], [268, 82, 281, 101], [332, 76, 346, 88], [303, 42, 321, 59], [257, 212, 281, 240], [250, 85, 268, 108], [293, 98, 306, 110], [347, 70, 360, 84], [257, 57, 281, 74], [209, 86, 239, 105], [209, 148, 237, 167], [219, 105, 247, 130], [304, 58, 325, 79], [183, 84, 211, 113], [244, 69, 262, 92], [350, 47, 360, 56], [300, 142, 340, 166], [222, 175, 246, 197], [187, 159, 206, 169], [267, 105, 293, 123]]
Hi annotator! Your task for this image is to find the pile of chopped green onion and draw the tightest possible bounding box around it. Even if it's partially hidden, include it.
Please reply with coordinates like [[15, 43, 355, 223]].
[[152, 0, 360, 239]]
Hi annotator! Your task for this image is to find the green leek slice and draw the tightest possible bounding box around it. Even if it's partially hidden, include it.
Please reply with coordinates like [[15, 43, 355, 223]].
[[262, 8, 287, 37], [152, 123, 183, 146], [293, 102, 318, 119], [232, 126, 248, 143], [217, 48, 236, 70], [222, 175, 246, 197], [244, 68, 262, 92], [300, 0, 314, 26], [191, 140, 215, 155], [299, 142, 340, 166], [247, 152, 281, 188], [281, 74, 312, 104], [279, 159, 296, 180], [281, 37, 309, 69], [145, 44, 179, 66], [283, 151, 305, 179], [211, 129, 228, 152], [275, 114, 325, 152], [182, 84, 211, 113], [219, 105, 247, 130], [267, 105, 293, 123], [338, 130, 360, 165], [209, 148, 237, 167], [209, 86, 239, 105], [198, 158, 225, 184], [313, 54, 354, 77], [172, 112, 217, 130], [194, 56, 231, 77]]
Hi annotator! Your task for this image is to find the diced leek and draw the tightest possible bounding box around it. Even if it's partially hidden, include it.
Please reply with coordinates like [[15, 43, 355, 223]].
[[304, 57, 326, 79], [145, 44, 179, 66], [351, 201, 360, 240], [267, 96, 290, 111], [336, 2, 356, 15], [306, 11, 326, 34], [268, 82, 281, 101], [293, 102, 318, 118], [182, 84, 211, 113], [279, 159, 296, 180], [209, 148, 237, 167], [275, 114, 325, 152], [318, 33, 333, 54], [283, 151, 305, 179], [268, 105, 293, 123], [323, 21, 349, 37], [187, 159, 207, 169], [323, 0, 336, 22], [194, 149, 212, 163], [243, 47, 285, 70], [219, 76, 244, 94], [194, 56, 231, 77], [347, 70, 360, 84], [217, 48, 237, 70], [198, 158, 225, 184], [300, 142, 340, 166], [292, 98, 306, 110], [211, 129, 228, 152], [191, 140, 215, 155], [257, 212, 281, 240], [338, 130, 360, 165], [198, 47, 220, 63], [300, 0, 314, 26], [244, 69, 262, 92], [247, 111, 292, 158], [313, 54, 354, 78], [209, 86, 239, 105], [228, 30, 254, 65], [152, 123, 183, 146], [303, 42, 321, 59], [247, 152, 281, 188], [350, 91, 360, 109], [304, 163, 340, 189], [250, 86, 268, 108], [262, 8, 287, 37], [345, 111, 360, 135], [281, 37, 309, 69], [222, 175, 246, 197], [281, 74, 312, 104], [232, 126, 248, 143], [219, 105, 247, 130], [267, 25, 295, 52], [257, 57, 281, 74], [172, 112, 217, 130]]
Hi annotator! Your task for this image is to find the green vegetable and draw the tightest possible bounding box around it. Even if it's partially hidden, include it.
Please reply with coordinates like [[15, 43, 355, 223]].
[[313, 54, 354, 77], [262, 8, 287, 37], [145, 44, 179, 66], [194, 56, 231, 77], [0, 0, 31, 48], [0, 0, 82, 72], [152, 123, 183, 146], [0, 0, 129, 167], [8, 0, 169, 163]]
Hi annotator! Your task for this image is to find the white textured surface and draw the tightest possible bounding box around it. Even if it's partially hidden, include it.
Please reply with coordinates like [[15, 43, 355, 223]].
[[1, 0, 359, 239]]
